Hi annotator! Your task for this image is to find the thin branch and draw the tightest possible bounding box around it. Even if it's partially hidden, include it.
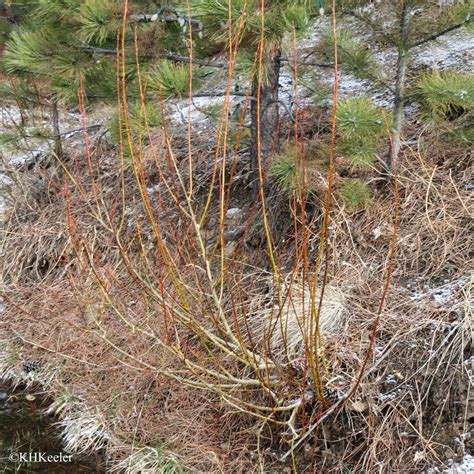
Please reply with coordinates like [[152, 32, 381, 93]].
[[191, 91, 252, 99], [342, 10, 398, 47], [411, 15, 472, 48], [82, 43, 225, 67], [128, 13, 202, 29], [55, 124, 102, 139], [281, 57, 335, 68], [161, 53, 224, 68], [279, 398, 346, 462]]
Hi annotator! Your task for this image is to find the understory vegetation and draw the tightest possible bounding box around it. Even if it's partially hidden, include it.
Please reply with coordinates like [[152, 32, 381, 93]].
[[0, 0, 472, 473]]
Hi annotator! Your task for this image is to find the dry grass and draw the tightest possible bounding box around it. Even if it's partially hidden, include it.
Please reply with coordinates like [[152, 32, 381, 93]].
[[247, 273, 346, 363], [1, 108, 472, 472]]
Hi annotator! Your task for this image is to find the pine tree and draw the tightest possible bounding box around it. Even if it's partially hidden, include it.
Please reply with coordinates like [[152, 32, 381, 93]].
[[3, 1, 471, 182], [330, 0, 473, 173], [190, 0, 315, 192], [0, 1, 196, 159]]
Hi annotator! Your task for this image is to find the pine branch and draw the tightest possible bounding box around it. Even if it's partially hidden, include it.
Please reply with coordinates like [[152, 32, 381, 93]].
[[411, 14, 472, 48], [56, 124, 102, 139], [161, 53, 225, 68], [0, 15, 16, 24], [85, 45, 335, 70], [342, 10, 398, 47], [281, 57, 334, 68], [81, 43, 225, 68], [81, 43, 116, 55], [128, 13, 201, 29], [81, 44, 339, 70], [192, 91, 252, 99]]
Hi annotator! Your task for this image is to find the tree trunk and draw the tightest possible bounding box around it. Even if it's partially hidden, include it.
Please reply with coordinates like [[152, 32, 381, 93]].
[[250, 51, 281, 194], [388, 2, 411, 175], [51, 99, 63, 160]]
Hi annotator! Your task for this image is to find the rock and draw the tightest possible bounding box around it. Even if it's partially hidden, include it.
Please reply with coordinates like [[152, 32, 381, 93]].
[[223, 225, 246, 243], [226, 207, 242, 219]]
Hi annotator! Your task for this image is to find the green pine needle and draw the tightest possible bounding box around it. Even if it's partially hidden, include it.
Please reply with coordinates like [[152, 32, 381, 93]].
[[415, 71, 474, 146], [269, 144, 313, 194], [338, 179, 372, 212], [146, 60, 195, 98], [192, 0, 312, 47], [337, 97, 385, 139], [33, 0, 81, 21], [449, 121, 474, 146], [78, 0, 118, 46], [0, 131, 21, 148], [4, 28, 59, 75], [200, 102, 225, 125], [282, 5, 311, 33], [0, 79, 39, 105], [336, 97, 386, 167], [320, 29, 377, 79], [337, 138, 378, 167], [270, 154, 299, 192], [416, 71, 474, 122], [4, 26, 90, 79], [109, 101, 163, 156]]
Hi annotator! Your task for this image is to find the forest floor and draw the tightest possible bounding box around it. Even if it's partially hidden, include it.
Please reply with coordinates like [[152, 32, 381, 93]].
[[1, 13, 473, 474]]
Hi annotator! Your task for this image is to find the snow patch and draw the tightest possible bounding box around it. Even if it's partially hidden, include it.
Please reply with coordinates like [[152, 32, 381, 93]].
[[443, 454, 474, 473], [169, 95, 229, 126], [413, 28, 474, 72], [408, 275, 470, 307]]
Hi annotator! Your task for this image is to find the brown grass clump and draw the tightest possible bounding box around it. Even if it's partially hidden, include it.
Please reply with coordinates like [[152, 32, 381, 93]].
[[247, 272, 346, 364]]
